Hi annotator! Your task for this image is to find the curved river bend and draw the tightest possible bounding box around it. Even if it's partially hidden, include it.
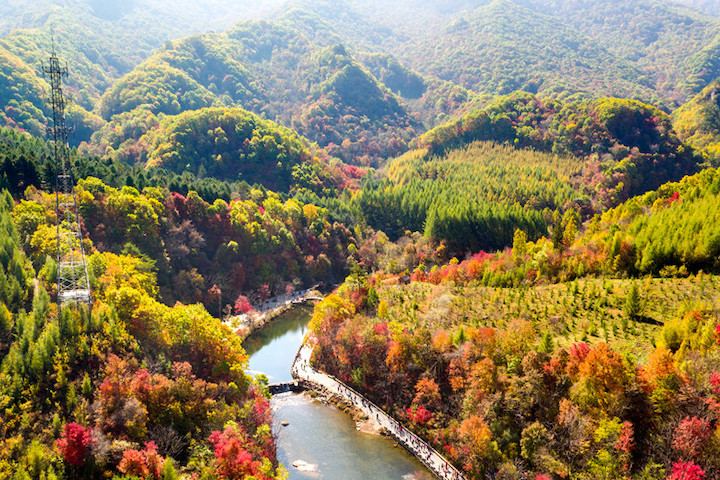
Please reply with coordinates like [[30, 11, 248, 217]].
[[243, 305, 434, 480]]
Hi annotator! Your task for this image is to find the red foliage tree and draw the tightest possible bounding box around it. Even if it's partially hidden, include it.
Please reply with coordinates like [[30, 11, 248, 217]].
[[118, 449, 148, 477], [668, 461, 705, 480], [448, 356, 469, 391], [406, 405, 433, 425], [711, 372, 720, 395], [56, 422, 95, 467], [672, 416, 711, 461], [566, 342, 590, 375], [615, 421, 634, 455], [413, 377, 442, 409], [234, 295, 252, 314], [209, 423, 265, 480], [118, 442, 165, 479]]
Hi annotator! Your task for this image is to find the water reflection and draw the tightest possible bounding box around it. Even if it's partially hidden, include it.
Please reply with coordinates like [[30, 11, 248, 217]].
[[244, 305, 312, 383]]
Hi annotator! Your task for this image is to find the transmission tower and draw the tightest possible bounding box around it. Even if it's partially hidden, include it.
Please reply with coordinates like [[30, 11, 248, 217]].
[[42, 46, 92, 306]]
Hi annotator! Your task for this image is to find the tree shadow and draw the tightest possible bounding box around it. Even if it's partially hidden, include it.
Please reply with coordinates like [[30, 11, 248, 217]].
[[633, 314, 662, 326]]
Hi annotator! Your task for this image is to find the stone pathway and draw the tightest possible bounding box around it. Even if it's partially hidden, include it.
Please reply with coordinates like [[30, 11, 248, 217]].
[[292, 344, 467, 480]]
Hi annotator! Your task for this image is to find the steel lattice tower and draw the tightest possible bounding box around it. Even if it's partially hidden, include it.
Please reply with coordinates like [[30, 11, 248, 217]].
[[42, 47, 92, 306]]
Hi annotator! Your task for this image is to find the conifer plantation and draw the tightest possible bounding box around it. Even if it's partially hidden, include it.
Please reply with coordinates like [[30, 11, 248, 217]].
[[1, 0, 720, 479]]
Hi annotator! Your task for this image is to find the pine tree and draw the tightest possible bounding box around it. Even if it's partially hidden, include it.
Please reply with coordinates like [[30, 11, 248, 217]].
[[623, 281, 643, 319], [539, 331, 554, 353]]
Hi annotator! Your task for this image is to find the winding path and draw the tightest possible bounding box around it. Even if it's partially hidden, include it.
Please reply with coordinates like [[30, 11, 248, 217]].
[[223, 287, 320, 336], [292, 344, 467, 480]]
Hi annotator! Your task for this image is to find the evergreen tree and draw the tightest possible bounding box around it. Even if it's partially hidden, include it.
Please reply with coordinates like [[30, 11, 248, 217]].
[[623, 281, 643, 319], [539, 331, 554, 353]]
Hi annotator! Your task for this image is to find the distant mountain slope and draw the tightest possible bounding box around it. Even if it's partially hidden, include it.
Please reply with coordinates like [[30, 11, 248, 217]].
[[278, 0, 720, 107], [672, 79, 720, 162], [2, 0, 720, 159], [394, 0, 692, 105], [680, 33, 720, 95], [0, 0, 285, 39], [514, 0, 719, 99], [93, 21, 419, 166], [275, 7, 488, 127], [671, 0, 720, 16], [0, 0, 285, 142]]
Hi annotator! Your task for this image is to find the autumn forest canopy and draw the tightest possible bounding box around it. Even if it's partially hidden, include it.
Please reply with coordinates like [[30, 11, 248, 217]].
[[2, 0, 720, 479]]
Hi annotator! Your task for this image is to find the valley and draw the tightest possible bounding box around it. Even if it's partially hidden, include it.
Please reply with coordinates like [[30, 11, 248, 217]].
[[1, 1, 720, 479]]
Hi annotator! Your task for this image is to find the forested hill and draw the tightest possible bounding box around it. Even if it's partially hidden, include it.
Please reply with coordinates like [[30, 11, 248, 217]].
[[91, 21, 419, 166], [416, 93, 699, 205], [352, 92, 701, 254], [511, 0, 719, 98], [672, 0, 720, 16], [2, 0, 720, 164], [240, 0, 720, 115], [397, 0, 659, 102], [2, 0, 719, 154], [135, 106, 363, 194], [268, 0, 720, 107], [0, 0, 284, 142]]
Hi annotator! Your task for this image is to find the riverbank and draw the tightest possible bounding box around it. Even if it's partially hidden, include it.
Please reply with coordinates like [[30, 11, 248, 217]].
[[292, 344, 467, 480], [224, 286, 322, 341], [303, 383, 386, 435]]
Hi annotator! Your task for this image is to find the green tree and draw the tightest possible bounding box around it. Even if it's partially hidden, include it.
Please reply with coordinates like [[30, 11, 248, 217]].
[[623, 282, 643, 319]]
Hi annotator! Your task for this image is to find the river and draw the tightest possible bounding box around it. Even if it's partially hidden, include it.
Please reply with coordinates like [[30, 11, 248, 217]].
[[244, 305, 434, 480]]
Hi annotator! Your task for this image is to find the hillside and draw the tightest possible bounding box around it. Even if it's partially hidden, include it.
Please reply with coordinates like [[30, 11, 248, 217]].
[[514, 0, 720, 99], [120, 107, 311, 189], [0, 0, 284, 35], [2, 125, 357, 304], [86, 105, 367, 197], [672, 0, 720, 16], [673, 79, 720, 163], [307, 270, 720, 479], [398, 0, 659, 102], [305, 163, 720, 479], [0, 43, 103, 142], [355, 141, 578, 251], [0, 188, 287, 479], [351, 92, 701, 256]]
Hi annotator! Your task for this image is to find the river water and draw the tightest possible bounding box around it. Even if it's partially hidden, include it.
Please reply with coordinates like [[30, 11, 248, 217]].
[[244, 305, 434, 480]]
